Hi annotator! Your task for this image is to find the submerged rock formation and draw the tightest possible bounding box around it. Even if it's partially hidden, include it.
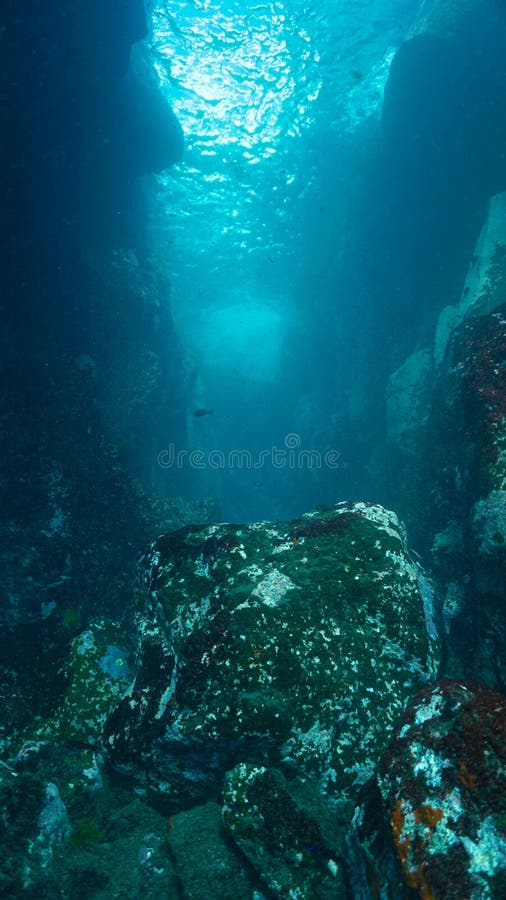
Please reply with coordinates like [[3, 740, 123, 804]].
[[0, 0, 196, 735], [103, 502, 439, 807], [380, 191, 506, 690], [0, 501, 440, 898], [222, 762, 349, 898], [346, 680, 506, 899], [335, 0, 506, 493], [1, 1, 505, 897]]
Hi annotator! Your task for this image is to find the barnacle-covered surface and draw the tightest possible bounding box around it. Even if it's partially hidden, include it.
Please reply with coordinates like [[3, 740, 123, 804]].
[[29, 620, 133, 746], [104, 501, 439, 806], [346, 680, 506, 899]]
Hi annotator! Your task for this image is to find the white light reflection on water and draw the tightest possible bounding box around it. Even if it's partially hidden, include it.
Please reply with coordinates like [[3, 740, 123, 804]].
[[149, 0, 325, 312], [148, 0, 416, 310], [151, 0, 320, 162]]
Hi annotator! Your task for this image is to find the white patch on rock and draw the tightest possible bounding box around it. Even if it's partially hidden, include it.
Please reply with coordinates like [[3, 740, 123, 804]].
[[350, 502, 405, 542], [240, 564, 264, 580], [194, 553, 211, 578], [272, 541, 295, 554], [251, 570, 296, 606], [411, 743, 452, 788], [462, 816, 506, 877], [413, 689, 445, 725]]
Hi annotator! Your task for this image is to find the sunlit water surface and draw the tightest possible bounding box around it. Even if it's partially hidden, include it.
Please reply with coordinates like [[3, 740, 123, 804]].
[[148, 0, 419, 517]]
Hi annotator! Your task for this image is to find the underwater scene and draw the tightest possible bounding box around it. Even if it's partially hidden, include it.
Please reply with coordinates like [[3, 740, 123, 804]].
[[1, 0, 506, 896]]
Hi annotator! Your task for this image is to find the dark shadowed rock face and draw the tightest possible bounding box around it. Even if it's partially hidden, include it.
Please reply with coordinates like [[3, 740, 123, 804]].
[[222, 763, 350, 899], [379, 191, 506, 692], [104, 502, 439, 807], [429, 300, 506, 688], [0, 0, 187, 730], [346, 680, 506, 899]]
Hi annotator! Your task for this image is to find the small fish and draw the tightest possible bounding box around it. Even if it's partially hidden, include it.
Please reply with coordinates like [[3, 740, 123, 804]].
[[193, 408, 213, 418]]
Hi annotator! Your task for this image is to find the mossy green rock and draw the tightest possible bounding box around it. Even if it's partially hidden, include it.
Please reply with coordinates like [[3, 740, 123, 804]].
[[105, 502, 439, 805], [33, 619, 133, 746], [223, 763, 349, 899]]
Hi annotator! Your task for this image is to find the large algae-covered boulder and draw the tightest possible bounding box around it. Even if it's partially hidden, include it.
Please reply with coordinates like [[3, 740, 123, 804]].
[[346, 680, 506, 899], [104, 502, 439, 806]]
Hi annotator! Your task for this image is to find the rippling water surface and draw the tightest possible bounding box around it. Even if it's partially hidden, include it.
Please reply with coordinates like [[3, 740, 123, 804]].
[[149, 0, 416, 311]]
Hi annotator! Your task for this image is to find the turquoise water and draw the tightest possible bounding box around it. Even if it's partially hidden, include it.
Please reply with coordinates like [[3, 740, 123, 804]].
[[149, 0, 414, 302], [2, 2, 506, 896], [146, 0, 419, 519]]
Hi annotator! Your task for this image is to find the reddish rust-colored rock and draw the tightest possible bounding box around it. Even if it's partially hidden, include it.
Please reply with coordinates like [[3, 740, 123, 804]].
[[346, 679, 506, 899]]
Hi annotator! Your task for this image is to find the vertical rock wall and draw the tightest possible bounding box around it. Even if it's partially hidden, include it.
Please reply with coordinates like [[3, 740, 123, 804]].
[[0, 2, 196, 724]]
